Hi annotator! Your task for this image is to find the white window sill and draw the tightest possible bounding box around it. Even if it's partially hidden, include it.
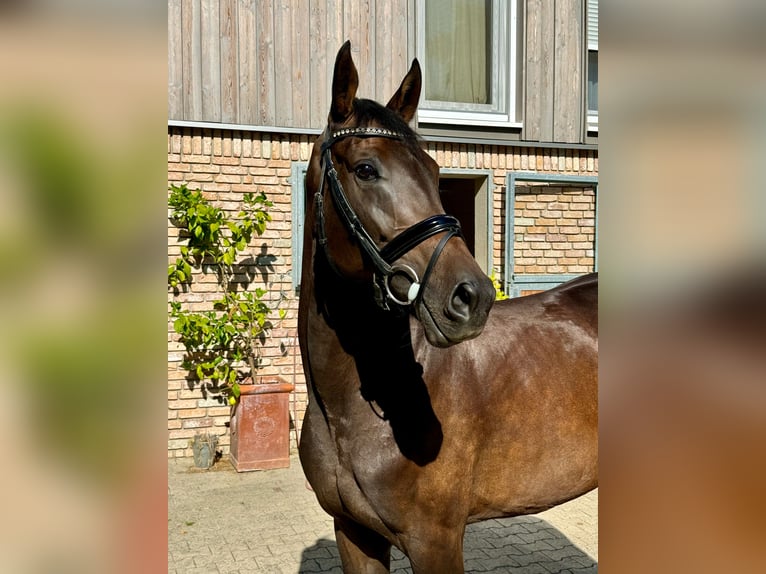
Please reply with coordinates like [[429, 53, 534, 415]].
[[418, 108, 522, 129], [587, 113, 598, 134]]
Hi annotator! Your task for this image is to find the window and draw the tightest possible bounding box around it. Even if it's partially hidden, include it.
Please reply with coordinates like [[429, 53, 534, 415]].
[[504, 173, 598, 297], [587, 0, 598, 130], [417, 0, 520, 127]]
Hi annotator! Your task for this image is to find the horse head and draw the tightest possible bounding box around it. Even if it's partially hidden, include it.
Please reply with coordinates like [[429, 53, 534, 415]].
[[307, 41, 495, 347]]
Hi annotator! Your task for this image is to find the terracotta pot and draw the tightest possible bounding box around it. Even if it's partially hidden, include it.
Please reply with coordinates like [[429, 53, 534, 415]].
[[229, 376, 295, 472]]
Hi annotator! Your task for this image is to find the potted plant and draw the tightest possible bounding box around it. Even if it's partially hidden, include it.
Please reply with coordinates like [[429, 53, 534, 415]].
[[168, 184, 294, 471]]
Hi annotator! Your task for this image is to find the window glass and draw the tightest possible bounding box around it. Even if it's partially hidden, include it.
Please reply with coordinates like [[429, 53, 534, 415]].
[[425, 0, 491, 105], [587, 50, 598, 113]]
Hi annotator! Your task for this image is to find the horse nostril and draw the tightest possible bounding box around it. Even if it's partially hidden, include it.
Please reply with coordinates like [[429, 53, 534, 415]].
[[449, 282, 477, 320]]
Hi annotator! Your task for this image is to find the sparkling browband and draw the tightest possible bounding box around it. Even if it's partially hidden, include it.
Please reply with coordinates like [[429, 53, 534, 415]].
[[330, 127, 403, 139]]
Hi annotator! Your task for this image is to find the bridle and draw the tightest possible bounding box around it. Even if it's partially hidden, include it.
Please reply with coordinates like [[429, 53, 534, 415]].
[[314, 126, 462, 312]]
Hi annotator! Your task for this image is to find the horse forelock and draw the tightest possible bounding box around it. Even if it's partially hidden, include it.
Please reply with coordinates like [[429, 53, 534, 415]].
[[348, 98, 422, 154]]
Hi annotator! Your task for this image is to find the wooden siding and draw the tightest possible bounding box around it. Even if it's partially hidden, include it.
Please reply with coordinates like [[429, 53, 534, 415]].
[[168, 0, 590, 144], [524, 0, 584, 143], [168, 0, 412, 129]]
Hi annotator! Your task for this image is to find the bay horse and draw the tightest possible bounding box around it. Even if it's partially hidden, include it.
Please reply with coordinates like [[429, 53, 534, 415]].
[[298, 41, 598, 573]]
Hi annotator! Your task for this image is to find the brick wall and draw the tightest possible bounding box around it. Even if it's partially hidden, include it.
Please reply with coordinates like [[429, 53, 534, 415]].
[[167, 127, 311, 458], [513, 185, 596, 275], [167, 126, 597, 458]]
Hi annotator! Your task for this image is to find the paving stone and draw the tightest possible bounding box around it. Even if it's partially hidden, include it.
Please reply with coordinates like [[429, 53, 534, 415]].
[[515, 563, 552, 574], [168, 455, 597, 573], [541, 546, 585, 562]]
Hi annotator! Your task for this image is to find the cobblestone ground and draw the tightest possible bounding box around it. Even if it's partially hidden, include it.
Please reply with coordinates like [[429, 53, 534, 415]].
[[168, 455, 597, 573]]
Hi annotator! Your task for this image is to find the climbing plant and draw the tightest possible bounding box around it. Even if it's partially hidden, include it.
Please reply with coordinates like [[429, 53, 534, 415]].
[[168, 184, 286, 404]]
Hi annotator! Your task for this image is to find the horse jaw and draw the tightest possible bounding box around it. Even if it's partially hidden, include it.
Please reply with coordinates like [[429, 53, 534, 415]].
[[412, 302, 451, 347]]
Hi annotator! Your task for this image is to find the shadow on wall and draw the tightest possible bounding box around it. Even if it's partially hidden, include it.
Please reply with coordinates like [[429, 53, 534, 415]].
[[298, 516, 597, 573]]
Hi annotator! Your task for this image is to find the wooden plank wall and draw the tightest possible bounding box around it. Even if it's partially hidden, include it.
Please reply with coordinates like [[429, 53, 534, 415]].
[[168, 0, 413, 129], [524, 0, 584, 143], [169, 0, 588, 144]]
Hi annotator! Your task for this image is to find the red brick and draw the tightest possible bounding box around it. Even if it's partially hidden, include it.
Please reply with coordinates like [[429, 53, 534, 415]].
[[190, 163, 219, 173], [169, 428, 197, 440], [169, 399, 198, 410], [212, 156, 241, 165], [217, 174, 243, 183], [178, 408, 208, 419], [167, 439, 192, 451], [183, 417, 216, 429]]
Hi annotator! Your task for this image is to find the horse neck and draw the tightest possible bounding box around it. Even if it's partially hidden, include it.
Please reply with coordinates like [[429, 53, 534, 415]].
[[298, 189, 426, 399], [300, 240, 444, 464], [303, 243, 423, 377]]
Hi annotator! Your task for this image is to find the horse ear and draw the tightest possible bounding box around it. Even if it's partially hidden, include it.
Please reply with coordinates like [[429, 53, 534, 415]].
[[386, 59, 422, 123], [330, 41, 359, 124]]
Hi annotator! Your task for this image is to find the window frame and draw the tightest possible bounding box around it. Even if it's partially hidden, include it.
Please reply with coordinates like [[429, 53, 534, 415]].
[[290, 161, 308, 292], [416, 0, 521, 128], [586, 0, 598, 132], [504, 172, 599, 298]]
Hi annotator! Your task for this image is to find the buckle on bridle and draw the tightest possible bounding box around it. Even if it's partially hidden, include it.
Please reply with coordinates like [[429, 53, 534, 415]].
[[382, 264, 421, 307]]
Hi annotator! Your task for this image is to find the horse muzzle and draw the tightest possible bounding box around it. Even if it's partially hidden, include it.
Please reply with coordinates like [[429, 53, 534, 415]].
[[414, 266, 495, 348]]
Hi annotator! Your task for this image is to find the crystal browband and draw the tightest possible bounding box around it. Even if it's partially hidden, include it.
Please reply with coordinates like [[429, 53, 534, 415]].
[[329, 127, 403, 139]]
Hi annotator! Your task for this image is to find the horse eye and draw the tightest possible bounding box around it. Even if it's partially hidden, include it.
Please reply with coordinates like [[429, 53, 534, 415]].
[[354, 163, 378, 181]]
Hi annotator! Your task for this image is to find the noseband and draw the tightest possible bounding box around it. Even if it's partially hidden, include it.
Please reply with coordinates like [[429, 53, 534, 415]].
[[314, 126, 462, 311]]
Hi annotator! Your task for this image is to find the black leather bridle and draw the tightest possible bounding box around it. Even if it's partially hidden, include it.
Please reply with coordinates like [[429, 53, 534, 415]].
[[314, 126, 462, 311]]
